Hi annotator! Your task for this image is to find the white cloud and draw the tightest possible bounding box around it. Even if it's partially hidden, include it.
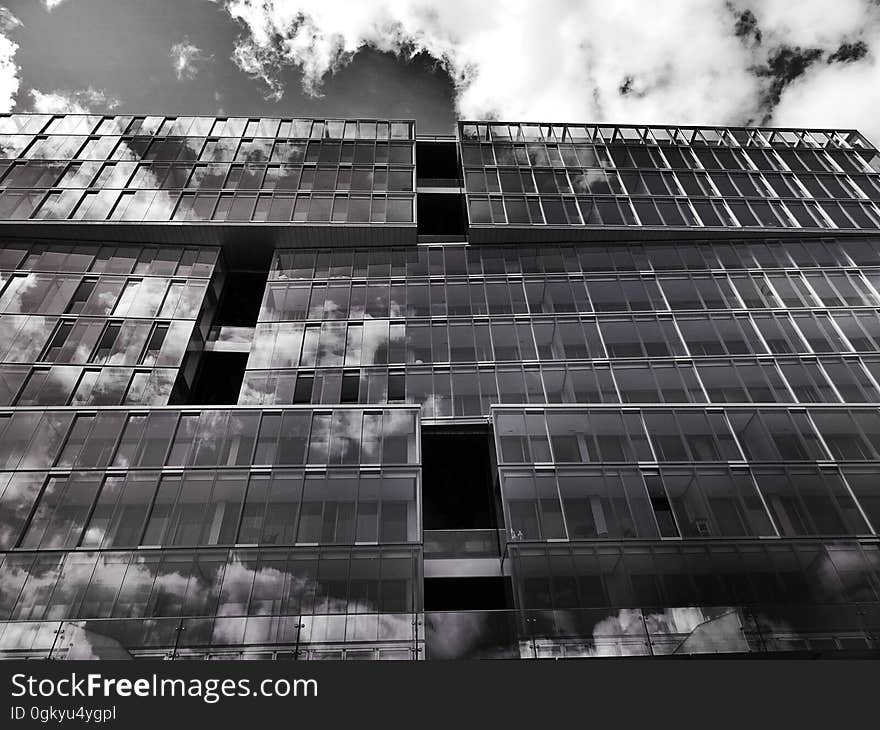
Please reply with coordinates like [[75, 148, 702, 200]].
[[29, 87, 120, 114], [771, 18, 880, 146], [43, 0, 69, 11], [0, 8, 22, 32], [773, 53, 880, 146], [0, 7, 20, 112], [737, 0, 869, 48], [171, 37, 211, 80], [215, 0, 880, 141], [231, 36, 284, 100]]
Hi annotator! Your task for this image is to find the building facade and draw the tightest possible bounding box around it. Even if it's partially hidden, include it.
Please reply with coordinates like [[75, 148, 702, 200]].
[[0, 114, 878, 658]]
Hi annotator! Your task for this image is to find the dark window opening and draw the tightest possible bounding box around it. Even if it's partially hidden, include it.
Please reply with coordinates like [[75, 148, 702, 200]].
[[188, 352, 247, 404], [91, 322, 121, 364], [645, 475, 680, 538], [65, 278, 96, 314], [422, 429, 499, 530], [340, 371, 359, 403], [215, 271, 266, 327], [388, 371, 405, 402], [416, 141, 461, 184], [140, 323, 169, 366], [293, 372, 314, 404], [417, 193, 467, 236], [425, 577, 512, 611], [41, 321, 74, 362]]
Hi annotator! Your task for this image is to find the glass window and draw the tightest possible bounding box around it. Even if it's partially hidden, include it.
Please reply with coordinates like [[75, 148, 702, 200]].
[[0, 412, 35, 469], [21, 473, 102, 549], [0, 472, 46, 548], [254, 470, 302, 545], [842, 467, 880, 533], [82, 472, 159, 548], [254, 412, 281, 464], [656, 468, 775, 537], [812, 410, 877, 460], [753, 467, 868, 536], [728, 410, 826, 461]]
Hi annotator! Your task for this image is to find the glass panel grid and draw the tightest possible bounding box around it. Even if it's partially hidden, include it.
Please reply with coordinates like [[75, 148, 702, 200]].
[[459, 121, 880, 230]]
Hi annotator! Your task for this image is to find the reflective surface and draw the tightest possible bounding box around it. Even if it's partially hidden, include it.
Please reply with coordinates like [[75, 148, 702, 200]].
[[460, 121, 880, 231], [493, 406, 880, 541], [0, 241, 220, 406], [424, 603, 880, 659], [2, 114, 880, 661], [0, 543, 423, 659], [0, 115, 415, 224], [241, 240, 880, 417]]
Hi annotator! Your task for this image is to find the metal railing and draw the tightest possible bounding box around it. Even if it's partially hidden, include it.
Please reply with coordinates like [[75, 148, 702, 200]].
[[3, 603, 877, 660], [416, 177, 463, 188], [423, 529, 504, 558], [0, 613, 423, 661], [424, 603, 880, 659]]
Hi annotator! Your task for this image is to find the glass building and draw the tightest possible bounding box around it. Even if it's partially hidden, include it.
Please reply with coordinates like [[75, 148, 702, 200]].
[[0, 114, 878, 659]]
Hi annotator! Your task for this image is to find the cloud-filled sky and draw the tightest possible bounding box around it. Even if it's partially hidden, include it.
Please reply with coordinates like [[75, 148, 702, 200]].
[[0, 0, 878, 141]]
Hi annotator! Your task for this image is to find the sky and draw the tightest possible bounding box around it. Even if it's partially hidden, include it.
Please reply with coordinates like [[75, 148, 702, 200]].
[[0, 0, 879, 141]]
